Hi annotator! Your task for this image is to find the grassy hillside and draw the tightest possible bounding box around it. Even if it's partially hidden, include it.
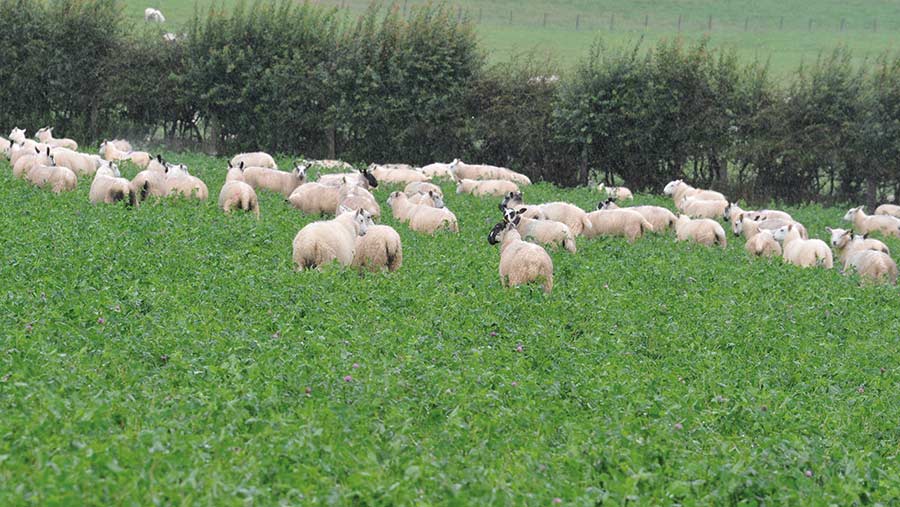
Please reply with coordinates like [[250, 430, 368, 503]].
[[3, 152, 900, 503], [129, 0, 900, 74]]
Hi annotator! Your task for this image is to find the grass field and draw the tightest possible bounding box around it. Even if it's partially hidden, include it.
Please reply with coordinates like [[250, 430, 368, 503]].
[[3, 152, 900, 503], [128, 0, 900, 74]]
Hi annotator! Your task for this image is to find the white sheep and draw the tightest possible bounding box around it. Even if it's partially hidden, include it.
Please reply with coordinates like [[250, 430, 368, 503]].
[[51, 147, 97, 177], [843, 250, 898, 285], [598, 199, 676, 233], [456, 178, 519, 197], [723, 202, 793, 223], [128, 151, 152, 168], [875, 204, 900, 219], [679, 196, 729, 219], [772, 224, 833, 269], [337, 184, 381, 218], [369, 164, 429, 185], [244, 163, 308, 197], [226, 161, 246, 182], [843, 206, 900, 238], [387, 191, 459, 234], [35, 127, 78, 151], [498, 191, 545, 220], [218, 181, 260, 218], [405, 181, 442, 197], [664, 179, 726, 204], [504, 207, 576, 253], [292, 209, 373, 270], [449, 159, 531, 185], [317, 166, 378, 189], [144, 8, 166, 22], [90, 163, 139, 206], [13, 146, 51, 178], [596, 183, 633, 201], [131, 168, 167, 202], [745, 229, 782, 258], [826, 227, 890, 265], [584, 208, 653, 243], [419, 161, 455, 179], [487, 218, 553, 294], [8, 127, 26, 144], [163, 163, 208, 200], [733, 215, 809, 240], [408, 190, 444, 208], [25, 152, 77, 193], [100, 140, 132, 162], [304, 159, 354, 171], [230, 152, 277, 169], [674, 215, 727, 248], [0, 136, 10, 158], [289, 182, 342, 215], [352, 225, 403, 272]]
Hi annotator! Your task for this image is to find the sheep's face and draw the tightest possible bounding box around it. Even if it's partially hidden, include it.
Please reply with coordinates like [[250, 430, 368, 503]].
[[842, 207, 861, 221], [487, 221, 506, 245], [165, 163, 189, 176], [723, 202, 736, 221], [386, 191, 403, 208], [827, 227, 852, 248], [354, 209, 373, 236], [771, 225, 791, 242], [732, 215, 744, 236], [9, 128, 25, 142], [360, 167, 378, 188], [108, 162, 121, 177], [599, 198, 618, 210], [430, 192, 445, 209], [293, 164, 307, 181], [663, 179, 683, 196]]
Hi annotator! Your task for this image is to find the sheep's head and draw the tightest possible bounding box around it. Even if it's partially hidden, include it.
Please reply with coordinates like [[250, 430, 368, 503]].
[[732, 214, 744, 236], [360, 166, 378, 188], [723, 202, 737, 221], [165, 162, 188, 176], [663, 179, 683, 196], [353, 209, 373, 236], [598, 198, 618, 210], [771, 224, 792, 242], [429, 191, 445, 209], [487, 221, 506, 245], [386, 191, 403, 208], [826, 227, 852, 248], [843, 207, 862, 221], [293, 163, 307, 180], [9, 128, 25, 143]]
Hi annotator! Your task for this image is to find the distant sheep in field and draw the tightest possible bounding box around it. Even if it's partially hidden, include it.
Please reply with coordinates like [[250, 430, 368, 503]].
[[292, 209, 373, 270], [456, 178, 519, 197], [772, 224, 832, 269], [419, 161, 455, 179], [352, 225, 403, 272], [90, 163, 140, 206], [13, 146, 52, 179], [387, 191, 459, 234], [723, 202, 793, 223], [405, 181, 442, 197], [503, 207, 576, 253], [144, 8, 165, 22], [664, 179, 726, 205], [317, 166, 378, 189], [304, 159, 354, 171], [52, 148, 99, 177], [487, 217, 553, 294], [25, 150, 77, 193], [679, 196, 729, 219], [289, 182, 342, 215], [599, 199, 676, 233], [230, 152, 276, 169], [100, 140, 132, 162], [244, 163, 307, 198], [163, 162, 208, 200], [596, 183, 633, 201], [35, 127, 77, 151], [674, 215, 726, 248], [218, 180, 260, 218], [449, 159, 531, 185], [584, 207, 653, 243], [369, 163, 429, 185], [843, 206, 900, 238], [735, 216, 781, 258], [875, 204, 900, 219], [826, 227, 890, 265]]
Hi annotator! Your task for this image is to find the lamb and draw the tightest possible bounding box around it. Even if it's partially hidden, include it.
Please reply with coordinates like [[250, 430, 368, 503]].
[[674, 215, 727, 248], [745, 229, 782, 258], [90, 163, 139, 206], [664, 179, 726, 204], [875, 204, 900, 219], [584, 208, 653, 243], [292, 209, 373, 270], [387, 191, 459, 234], [826, 227, 890, 265], [405, 181, 442, 197], [337, 184, 381, 218], [679, 196, 729, 219], [144, 8, 166, 22], [25, 152, 77, 193], [51, 147, 98, 177], [163, 163, 208, 200], [487, 217, 553, 294], [317, 166, 378, 189], [35, 127, 78, 151], [599, 199, 676, 233], [243, 163, 308, 197], [230, 152, 276, 169], [456, 178, 519, 197], [408, 190, 444, 208], [289, 182, 343, 215], [596, 184, 633, 201], [723, 202, 793, 223], [369, 164, 429, 185], [504, 207, 576, 253], [843, 250, 898, 285], [772, 224, 833, 269], [449, 159, 532, 185], [352, 225, 403, 272], [419, 162, 455, 179], [843, 206, 900, 238], [218, 180, 260, 218]]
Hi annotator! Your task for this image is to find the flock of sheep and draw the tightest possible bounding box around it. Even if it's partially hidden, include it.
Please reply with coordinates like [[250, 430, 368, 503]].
[[3, 125, 900, 293]]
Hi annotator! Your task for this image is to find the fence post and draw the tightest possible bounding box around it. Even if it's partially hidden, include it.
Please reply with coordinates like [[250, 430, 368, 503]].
[[677, 14, 682, 32], [707, 15, 712, 31], [543, 13, 547, 27], [576, 14, 580, 30]]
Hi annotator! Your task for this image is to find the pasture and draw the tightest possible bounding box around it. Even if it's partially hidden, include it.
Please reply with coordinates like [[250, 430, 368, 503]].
[[3, 153, 900, 504], [129, 0, 900, 73]]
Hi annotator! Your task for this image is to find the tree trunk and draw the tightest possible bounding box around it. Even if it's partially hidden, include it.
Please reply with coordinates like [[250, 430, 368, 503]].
[[327, 123, 336, 159], [866, 173, 878, 213]]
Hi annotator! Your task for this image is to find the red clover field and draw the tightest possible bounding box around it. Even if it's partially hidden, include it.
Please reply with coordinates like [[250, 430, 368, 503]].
[[3, 153, 900, 504]]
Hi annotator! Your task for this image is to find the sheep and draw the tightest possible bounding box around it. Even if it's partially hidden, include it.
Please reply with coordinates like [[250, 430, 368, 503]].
[[100, 140, 132, 162], [337, 184, 381, 219], [504, 207, 576, 253], [292, 209, 373, 270], [875, 204, 900, 219], [733, 215, 809, 240], [225, 161, 246, 182], [89, 163, 139, 206], [843, 206, 900, 238], [772, 224, 833, 269], [826, 227, 890, 265], [13, 146, 51, 178], [456, 178, 519, 197], [317, 166, 378, 189], [498, 192, 545, 220], [218, 180, 260, 218], [146, 154, 168, 174], [0, 136, 10, 158], [128, 151, 152, 168], [599, 199, 677, 233], [584, 208, 653, 243], [244, 163, 308, 198], [674, 215, 727, 248], [51, 147, 98, 177], [843, 250, 898, 285], [304, 159, 354, 171], [408, 190, 444, 208], [387, 191, 459, 234], [723, 202, 793, 223], [25, 152, 77, 193], [449, 159, 531, 185], [163, 163, 208, 200], [679, 196, 729, 219], [101, 139, 133, 153], [289, 182, 343, 215], [745, 229, 782, 258], [419, 161, 454, 179], [369, 164, 429, 185], [35, 127, 78, 151], [131, 168, 167, 202], [487, 217, 553, 294], [664, 179, 726, 204], [405, 181, 442, 197], [144, 8, 166, 22], [352, 225, 403, 272], [596, 183, 633, 201], [8, 128, 26, 144], [230, 152, 277, 169]]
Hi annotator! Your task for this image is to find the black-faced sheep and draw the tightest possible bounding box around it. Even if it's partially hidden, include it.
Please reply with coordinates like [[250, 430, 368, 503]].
[[487, 217, 553, 294]]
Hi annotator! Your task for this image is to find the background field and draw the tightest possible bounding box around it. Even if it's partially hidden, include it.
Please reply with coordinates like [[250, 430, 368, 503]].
[[130, 0, 900, 74], [3, 154, 900, 503]]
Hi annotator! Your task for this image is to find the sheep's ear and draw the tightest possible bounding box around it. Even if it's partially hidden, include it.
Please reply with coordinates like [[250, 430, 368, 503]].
[[239, 161, 244, 170], [863, 232, 869, 239], [157, 154, 163, 163], [35, 146, 40, 153], [516, 208, 527, 215], [825, 227, 832, 233], [46, 147, 50, 155]]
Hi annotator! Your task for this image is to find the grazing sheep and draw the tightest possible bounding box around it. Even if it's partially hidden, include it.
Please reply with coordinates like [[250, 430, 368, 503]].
[[504, 207, 576, 253], [405, 181, 442, 197], [597, 183, 633, 201], [674, 215, 727, 248], [147, 154, 167, 174], [131, 168, 167, 202], [826, 227, 890, 265], [419, 161, 455, 179], [289, 182, 343, 215], [90, 163, 139, 205], [128, 151, 152, 168], [369, 164, 429, 185], [843, 250, 898, 285], [679, 196, 729, 219], [664, 179, 726, 204], [304, 159, 354, 171], [218, 180, 260, 218], [772, 224, 833, 269], [230, 152, 277, 169], [723, 202, 793, 223], [487, 218, 553, 294], [584, 208, 653, 243], [164, 163, 208, 200], [352, 225, 403, 272], [35, 127, 78, 151], [387, 191, 459, 234], [144, 8, 166, 22], [317, 166, 378, 189], [337, 184, 381, 218], [51, 147, 98, 177], [843, 206, 900, 238], [449, 159, 531, 185], [599, 199, 676, 233], [408, 190, 444, 208], [745, 229, 782, 258], [292, 209, 373, 270], [25, 152, 77, 193], [875, 204, 900, 219], [244, 163, 308, 198], [456, 178, 519, 197]]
